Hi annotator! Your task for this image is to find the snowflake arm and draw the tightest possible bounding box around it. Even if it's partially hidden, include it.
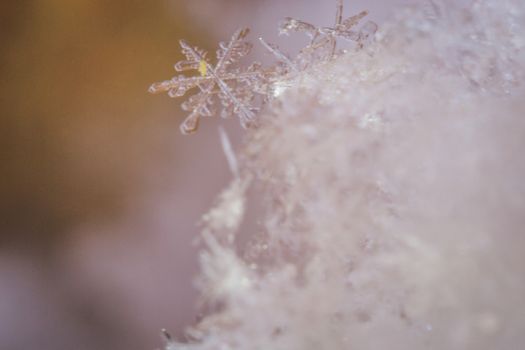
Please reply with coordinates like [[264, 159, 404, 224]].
[[179, 90, 213, 134], [216, 28, 252, 72], [148, 75, 208, 97], [335, 0, 343, 27]]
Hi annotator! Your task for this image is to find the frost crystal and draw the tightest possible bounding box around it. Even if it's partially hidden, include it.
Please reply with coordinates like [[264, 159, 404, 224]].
[[149, 28, 264, 134], [149, 1, 380, 134], [279, 0, 378, 62]]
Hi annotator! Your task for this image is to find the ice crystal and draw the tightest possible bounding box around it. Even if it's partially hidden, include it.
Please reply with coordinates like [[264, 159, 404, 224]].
[[149, 28, 264, 134], [279, 0, 378, 62], [149, 1, 381, 134]]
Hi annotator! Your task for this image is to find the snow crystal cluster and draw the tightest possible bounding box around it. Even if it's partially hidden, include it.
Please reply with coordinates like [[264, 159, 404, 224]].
[[162, 0, 525, 349], [149, 0, 376, 134]]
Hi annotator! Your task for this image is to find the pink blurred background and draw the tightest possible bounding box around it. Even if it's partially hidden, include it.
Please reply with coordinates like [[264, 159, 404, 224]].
[[1, 0, 417, 349]]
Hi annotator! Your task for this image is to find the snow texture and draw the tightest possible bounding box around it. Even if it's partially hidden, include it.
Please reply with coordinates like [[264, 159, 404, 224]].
[[163, 0, 525, 348]]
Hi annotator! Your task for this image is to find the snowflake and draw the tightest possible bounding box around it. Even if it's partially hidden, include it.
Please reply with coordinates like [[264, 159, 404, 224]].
[[149, 2, 380, 135], [279, 0, 378, 61], [149, 28, 265, 134]]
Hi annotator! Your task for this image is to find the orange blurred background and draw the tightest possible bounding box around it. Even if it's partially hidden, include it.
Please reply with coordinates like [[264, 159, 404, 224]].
[[1, 1, 243, 348], [0, 0, 414, 349]]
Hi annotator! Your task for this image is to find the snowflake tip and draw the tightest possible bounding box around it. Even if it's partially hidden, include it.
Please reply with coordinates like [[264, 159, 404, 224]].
[[342, 10, 369, 28], [278, 17, 294, 36], [180, 113, 200, 135], [148, 80, 170, 94], [174, 60, 200, 72], [235, 27, 251, 40], [358, 21, 378, 41], [278, 17, 316, 38]]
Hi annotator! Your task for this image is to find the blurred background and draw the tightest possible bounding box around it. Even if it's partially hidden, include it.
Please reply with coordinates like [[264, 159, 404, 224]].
[[0, 0, 415, 349]]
